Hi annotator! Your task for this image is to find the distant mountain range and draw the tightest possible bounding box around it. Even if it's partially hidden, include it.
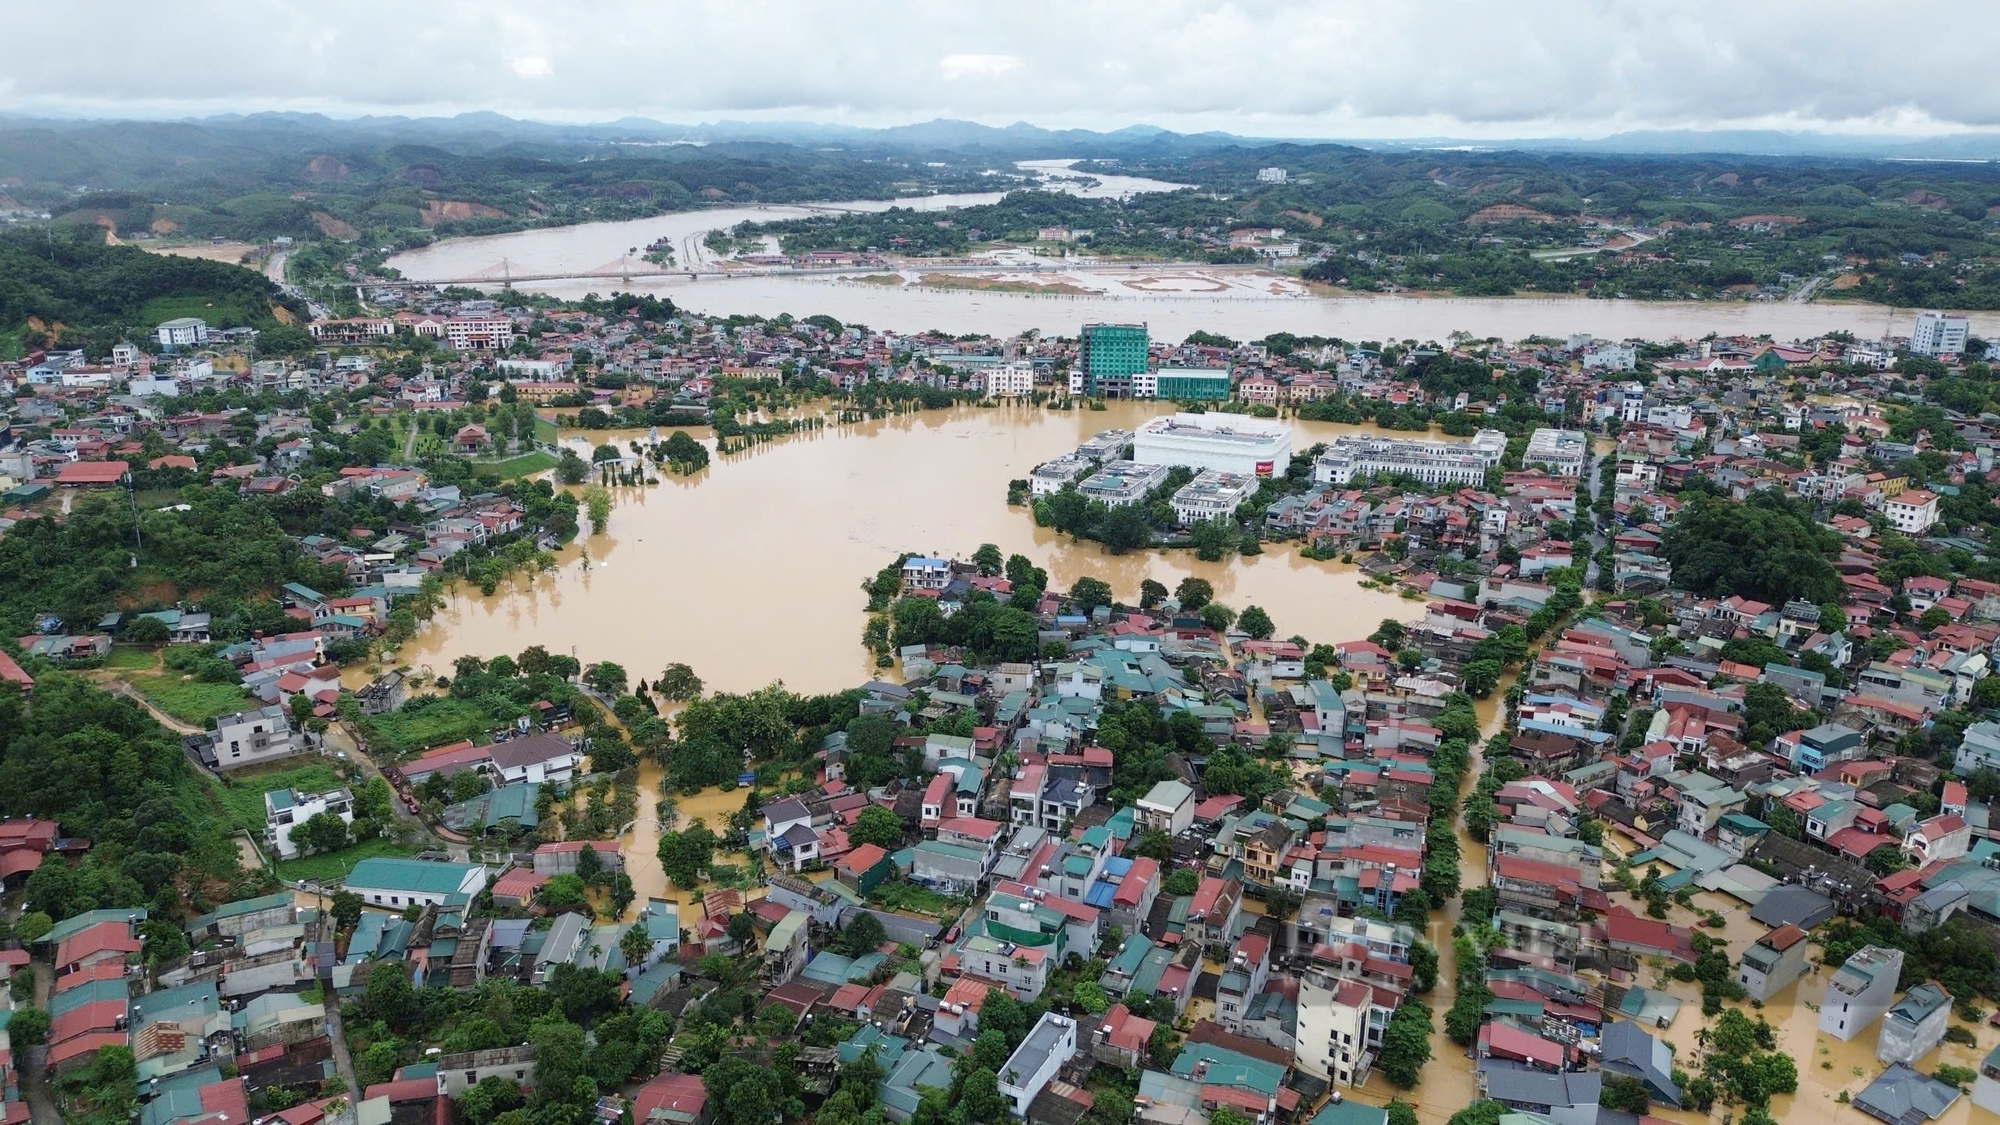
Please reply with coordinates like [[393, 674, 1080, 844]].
[[4, 110, 1999, 161]]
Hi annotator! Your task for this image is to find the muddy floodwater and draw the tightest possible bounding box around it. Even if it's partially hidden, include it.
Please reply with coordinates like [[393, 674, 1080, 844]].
[[395, 400, 1426, 695], [394, 399, 1432, 913]]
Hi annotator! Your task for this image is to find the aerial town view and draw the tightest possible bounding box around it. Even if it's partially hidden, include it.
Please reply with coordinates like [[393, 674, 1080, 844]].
[[11, 8, 2000, 1125]]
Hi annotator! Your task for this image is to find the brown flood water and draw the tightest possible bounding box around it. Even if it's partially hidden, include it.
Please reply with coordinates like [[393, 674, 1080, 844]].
[[391, 400, 1433, 914], [393, 399, 1427, 694]]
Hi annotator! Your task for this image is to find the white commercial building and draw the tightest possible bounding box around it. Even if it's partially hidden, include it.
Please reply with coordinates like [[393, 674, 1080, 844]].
[[1313, 429, 1506, 486], [1134, 412, 1292, 478], [1911, 311, 1970, 357], [1257, 167, 1288, 183], [1525, 428, 1589, 476], [264, 786, 354, 860], [156, 317, 209, 350], [1884, 489, 1940, 535], [1170, 469, 1258, 526]]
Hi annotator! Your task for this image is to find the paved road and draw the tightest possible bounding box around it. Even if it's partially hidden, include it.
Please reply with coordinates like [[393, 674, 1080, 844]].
[[22, 964, 59, 1125], [1582, 441, 1610, 588], [324, 989, 360, 1095]]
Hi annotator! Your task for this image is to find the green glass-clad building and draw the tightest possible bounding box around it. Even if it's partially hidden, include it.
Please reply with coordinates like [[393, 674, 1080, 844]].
[[1155, 366, 1233, 401], [1079, 322, 1149, 398]]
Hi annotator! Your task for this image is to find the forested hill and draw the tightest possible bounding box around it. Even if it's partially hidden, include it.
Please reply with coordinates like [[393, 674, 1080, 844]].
[[0, 230, 300, 350]]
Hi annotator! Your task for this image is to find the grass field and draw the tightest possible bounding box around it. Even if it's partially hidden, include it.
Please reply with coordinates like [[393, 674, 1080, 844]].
[[276, 838, 418, 883], [481, 451, 557, 479], [534, 415, 560, 444], [129, 673, 250, 726], [138, 294, 259, 328], [215, 762, 347, 833], [103, 645, 161, 671]]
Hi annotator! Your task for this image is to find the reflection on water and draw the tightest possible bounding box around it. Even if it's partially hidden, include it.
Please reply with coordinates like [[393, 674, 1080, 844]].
[[393, 400, 1427, 696]]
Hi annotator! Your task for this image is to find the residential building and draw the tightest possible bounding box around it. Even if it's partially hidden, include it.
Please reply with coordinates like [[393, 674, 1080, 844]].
[[1737, 923, 1810, 1002], [1170, 470, 1258, 526], [1820, 946, 1904, 1041], [201, 706, 313, 771], [1078, 460, 1169, 507], [1884, 489, 1939, 535], [1134, 413, 1293, 477], [998, 1014, 1077, 1117], [1293, 976, 1374, 1087], [263, 786, 354, 860], [1878, 982, 1953, 1064], [1135, 780, 1194, 836], [1313, 430, 1506, 486]]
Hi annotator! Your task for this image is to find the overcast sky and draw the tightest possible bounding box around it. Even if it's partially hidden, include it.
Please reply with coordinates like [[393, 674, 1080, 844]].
[[9, 0, 1998, 138]]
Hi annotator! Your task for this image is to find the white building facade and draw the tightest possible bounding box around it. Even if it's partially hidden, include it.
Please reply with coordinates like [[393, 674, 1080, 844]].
[[1134, 413, 1292, 477]]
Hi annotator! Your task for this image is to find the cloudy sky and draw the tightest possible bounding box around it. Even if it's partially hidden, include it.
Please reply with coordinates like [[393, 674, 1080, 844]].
[[9, 0, 1997, 138]]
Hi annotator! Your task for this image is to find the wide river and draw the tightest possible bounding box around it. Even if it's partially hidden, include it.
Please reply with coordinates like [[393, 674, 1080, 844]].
[[387, 159, 2000, 343]]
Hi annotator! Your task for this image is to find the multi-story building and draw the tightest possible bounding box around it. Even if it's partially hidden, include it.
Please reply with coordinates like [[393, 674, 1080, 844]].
[[1737, 923, 1810, 1001], [1313, 430, 1506, 486], [1294, 977, 1376, 1087], [156, 317, 209, 350], [1878, 982, 1953, 1064], [1030, 455, 1091, 496], [985, 362, 1036, 398], [998, 1014, 1077, 1117], [1884, 489, 1939, 535], [1911, 311, 1970, 357], [1134, 413, 1293, 477], [264, 786, 354, 860], [1820, 946, 1905, 1041], [1171, 469, 1258, 526], [444, 315, 515, 351], [1524, 428, 1589, 476], [1078, 323, 1150, 398], [201, 706, 314, 771], [1078, 460, 1169, 507], [1257, 167, 1288, 183], [1155, 366, 1233, 401]]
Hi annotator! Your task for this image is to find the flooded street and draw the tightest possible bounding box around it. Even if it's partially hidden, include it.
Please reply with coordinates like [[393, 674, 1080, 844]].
[[393, 400, 1427, 696]]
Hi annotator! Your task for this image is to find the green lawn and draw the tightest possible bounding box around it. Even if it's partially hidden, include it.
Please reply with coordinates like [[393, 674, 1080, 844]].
[[533, 415, 560, 443], [103, 645, 161, 671], [215, 763, 347, 833], [480, 450, 557, 479], [352, 695, 513, 756], [129, 673, 251, 726], [867, 879, 969, 919], [276, 838, 418, 883]]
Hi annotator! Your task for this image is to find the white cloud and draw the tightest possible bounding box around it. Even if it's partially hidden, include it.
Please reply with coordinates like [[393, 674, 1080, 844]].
[[8, 0, 2000, 138], [938, 54, 1024, 80]]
